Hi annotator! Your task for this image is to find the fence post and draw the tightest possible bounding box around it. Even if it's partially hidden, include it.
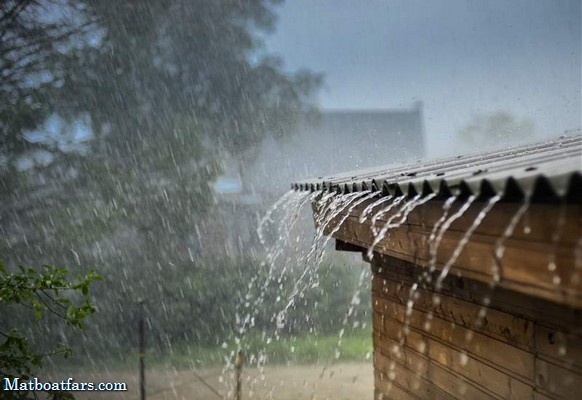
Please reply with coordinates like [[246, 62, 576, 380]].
[[138, 301, 146, 400], [235, 350, 244, 400]]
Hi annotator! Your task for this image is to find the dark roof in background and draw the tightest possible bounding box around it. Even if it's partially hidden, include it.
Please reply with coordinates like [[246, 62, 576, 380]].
[[292, 132, 582, 202], [314, 105, 425, 158], [247, 105, 426, 194]]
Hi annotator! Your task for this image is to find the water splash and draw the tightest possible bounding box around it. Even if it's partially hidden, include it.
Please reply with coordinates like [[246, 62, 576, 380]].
[[547, 201, 567, 287], [326, 267, 371, 382], [415, 195, 457, 287], [367, 194, 439, 260], [359, 195, 393, 223], [266, 191, 317, 264], [435, 195, 501, 290], [370, 195, 406, 236], [281, 191, 371, 318], [469, 196, 531, 347], [395, 195, 456, 337], [257, 190, 295, 247], [307, 191, 369, 266], [314, 190, 380, 265], [240, 190, 312, 333], [242, 189, 380, 396], [491, 196, 531, 285], [427, 195, 476, 278], [227, 189, 317, 394], [381, 195, 469, 384]]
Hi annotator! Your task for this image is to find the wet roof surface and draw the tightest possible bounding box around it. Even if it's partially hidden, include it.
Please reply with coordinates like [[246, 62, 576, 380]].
[[292, 133, 582, 202]]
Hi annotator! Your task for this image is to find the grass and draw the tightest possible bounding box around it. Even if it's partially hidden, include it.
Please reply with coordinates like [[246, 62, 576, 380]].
[[48, 329, 373, 374], [153, 329, 373, 369]]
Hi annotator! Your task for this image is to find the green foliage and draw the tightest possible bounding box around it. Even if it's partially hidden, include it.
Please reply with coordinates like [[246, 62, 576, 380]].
[[0, 0, 325, 377], [0, 0, 322, 275], [0, 260, 101, 399], [38, 255, 371, 370]]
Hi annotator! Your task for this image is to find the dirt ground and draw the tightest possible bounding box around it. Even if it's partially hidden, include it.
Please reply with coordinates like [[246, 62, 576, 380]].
[[47, 362, 373, 400]]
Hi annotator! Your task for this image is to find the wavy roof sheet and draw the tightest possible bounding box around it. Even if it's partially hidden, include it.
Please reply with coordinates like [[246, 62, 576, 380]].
[[292, 133, 582, 202]]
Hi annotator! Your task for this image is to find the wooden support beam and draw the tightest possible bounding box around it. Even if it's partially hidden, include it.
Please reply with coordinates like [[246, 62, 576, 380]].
[[314, 198, 582, 308]]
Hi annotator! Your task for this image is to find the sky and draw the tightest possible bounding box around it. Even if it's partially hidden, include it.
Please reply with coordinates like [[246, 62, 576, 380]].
[[263, 0, 581, 157]]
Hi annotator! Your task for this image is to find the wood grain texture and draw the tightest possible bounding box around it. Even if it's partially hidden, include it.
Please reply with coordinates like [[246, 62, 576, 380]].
[[371, 256, 582, 400], [314, 198, 582, 307], [313, 194, 582, 398]]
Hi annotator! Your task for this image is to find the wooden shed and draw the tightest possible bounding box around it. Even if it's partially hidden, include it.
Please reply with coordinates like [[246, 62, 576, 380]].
[[293, 135, 582, 400]]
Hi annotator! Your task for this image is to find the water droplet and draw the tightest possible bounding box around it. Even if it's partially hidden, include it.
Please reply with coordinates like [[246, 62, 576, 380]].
[[457, 383, 468, 395], [548, 261, 557, 272], [391, 344, 400, 355], [459, 352, 469, 366]]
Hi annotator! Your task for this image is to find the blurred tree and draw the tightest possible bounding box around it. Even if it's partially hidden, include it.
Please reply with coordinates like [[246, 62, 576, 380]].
[[0, 0, 98, 166], [458, 111, 535, 149], [1, 0, 322, 265], [0, 0, 323, 357], [1, 0, 322, 257]]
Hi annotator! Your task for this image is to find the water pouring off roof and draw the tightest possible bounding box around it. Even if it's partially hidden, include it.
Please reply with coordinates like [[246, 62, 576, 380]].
[[291, 132, 582, 399]]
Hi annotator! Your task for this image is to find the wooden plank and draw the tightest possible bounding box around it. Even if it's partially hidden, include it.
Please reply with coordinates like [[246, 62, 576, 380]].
[[373, 310, 385, 335], [428, 361, 498, 400], [372, 275, 535, 349], [374, 332, 430, 377], [345, 214, 578, 293], [375, 320, 533, 399], [534, 325, 582, 370], [370, 256, 582, 398], [375, 332, 498, 400], [374, 369, 420, 400], [376, 320, 429, 359], [467, 279, 582, 330], [535, 358, 582, 399], [373, 296, 535, 380], [374, 351, 454, 400], [532, 390, 561, 400], [331, 213, 582, 307], [317, 197, 582, 307], [428, 339, 533, 399], [344, 200, 582, 246]]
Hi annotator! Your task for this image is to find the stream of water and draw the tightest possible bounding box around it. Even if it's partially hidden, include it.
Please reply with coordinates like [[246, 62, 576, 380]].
[[232, 187, 570, 398]]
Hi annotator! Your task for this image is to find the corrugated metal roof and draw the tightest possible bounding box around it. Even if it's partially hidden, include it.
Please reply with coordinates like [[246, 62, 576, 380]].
[[292, 133, 582, 202]]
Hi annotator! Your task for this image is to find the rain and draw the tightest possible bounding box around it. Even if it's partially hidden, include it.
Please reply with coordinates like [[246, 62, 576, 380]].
[[1, 1, 581, 400]]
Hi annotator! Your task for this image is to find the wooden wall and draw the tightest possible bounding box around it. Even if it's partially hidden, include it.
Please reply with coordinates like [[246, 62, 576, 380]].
[[371, 254, 582, 400], [323, 200, 582, 308]]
